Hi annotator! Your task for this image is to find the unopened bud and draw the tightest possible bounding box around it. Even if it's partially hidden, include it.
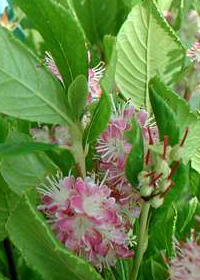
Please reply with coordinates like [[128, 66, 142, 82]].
[[138, 171, 150, 185], [155, 159, 171, 178], [140, 185, 154, 197], [159, 179, 171, 193], [150, 195, 164, 209]]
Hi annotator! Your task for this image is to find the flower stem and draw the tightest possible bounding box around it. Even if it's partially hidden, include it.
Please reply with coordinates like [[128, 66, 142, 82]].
[[130, 202, 150, 280]]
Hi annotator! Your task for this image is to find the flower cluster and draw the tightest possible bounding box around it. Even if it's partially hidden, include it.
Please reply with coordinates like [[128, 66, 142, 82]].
[[45, 52, 63, 82], [187, 42, 200, 63], [96, 104, 158, 207], [88, 62, 105, 103], [169, 239, 200, 280], [45, 51, 105, 103], [37, 173, 134, 270], [30, 125, 71, 146], [138, 128, 189, 208]]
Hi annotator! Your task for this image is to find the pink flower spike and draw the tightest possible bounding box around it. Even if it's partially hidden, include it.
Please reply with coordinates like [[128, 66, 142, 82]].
[[169, 239, 200, 280], [88, 61, 105, 102], [45, 52, 63, 82], [187, 42, 200, 63], [71, 176, 117, 221], [37, 172, 74, 211]]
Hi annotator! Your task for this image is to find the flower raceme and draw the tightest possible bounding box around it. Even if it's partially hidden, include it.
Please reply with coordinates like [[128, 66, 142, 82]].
[[30, 125, 71, 146], [45, 51, 105, 103], [96, 103, 158, 204], [169, 239, 200, 280], [187, 42, 200, 63], [137, 128, 189, 208], [37, 173, 134, 270]]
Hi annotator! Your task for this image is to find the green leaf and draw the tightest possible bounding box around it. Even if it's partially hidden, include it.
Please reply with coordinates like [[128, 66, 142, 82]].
[[101, 37, 117, 93], [151, 259, 169, 280], [68, 75, 88, 121], [15, 256, 44, 280], [173, 0, 184, 31], [0, 27, 71, 126], [0, 115, 8, 144], [115, 0, 185, 110], [150, 76, 200, 164], [84, 93, 111, 145], [0, 174, 20, 242], [6, 192, 103, 280], [149, 205, 177, 257], [15, 0, 87, 88], [0, 142, 57, 156], [0, 272, 9, 280], [157, 0, 174, 10], [1, 132, 58, 195], [149, 79, 180, 146], [125, 118, 144, 186], [103, 35, 116, 63], [0, 178, 9, 241], [191, 148, 200, 174], [180, 197, 198, 233], [122, 0, 142, 9], [70, 0, 118, 44]]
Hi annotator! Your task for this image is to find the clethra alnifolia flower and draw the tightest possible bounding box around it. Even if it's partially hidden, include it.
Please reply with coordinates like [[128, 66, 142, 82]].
[[169, 239, 200, 280], [45, 52, 63, 82], [44, 51, 105, 104], [88, 61, 105, 103], [30, 125, 71, 147], [187, 42, 200, 63], [37, 173, 134, 270]]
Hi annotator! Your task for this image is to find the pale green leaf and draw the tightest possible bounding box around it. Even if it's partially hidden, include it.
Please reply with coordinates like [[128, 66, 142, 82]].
[[0, 27, 72, 125], [15, 0, 87, 88], [1, 132, 58, 195], [180, 197, 198, 233], [115, 0, 185, 109], [6, 192, 103, 280]]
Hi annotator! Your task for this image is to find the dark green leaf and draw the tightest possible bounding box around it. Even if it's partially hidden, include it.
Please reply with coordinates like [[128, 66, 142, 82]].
[[0, 175, 20, 241], [0, 177, 9, 241], [6, 192, 103, 280], [101, 38, 117, 93], [148, 205, 177, 257], [125, 118, 144, 186], [0, 115, 8, 144], [176, 196, 198, 237], [84, 93, 111, 145], [149, 76, 200, 165], [68, 75, 88, 121], [122, 0, 142, 9], [70, 0, 118, 44], [151, 259, 169, 280], [149, 79, 180, 146], [15, 0, 87, 88], [103, 35, 116, 63], [0, 142, 57, 156]]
